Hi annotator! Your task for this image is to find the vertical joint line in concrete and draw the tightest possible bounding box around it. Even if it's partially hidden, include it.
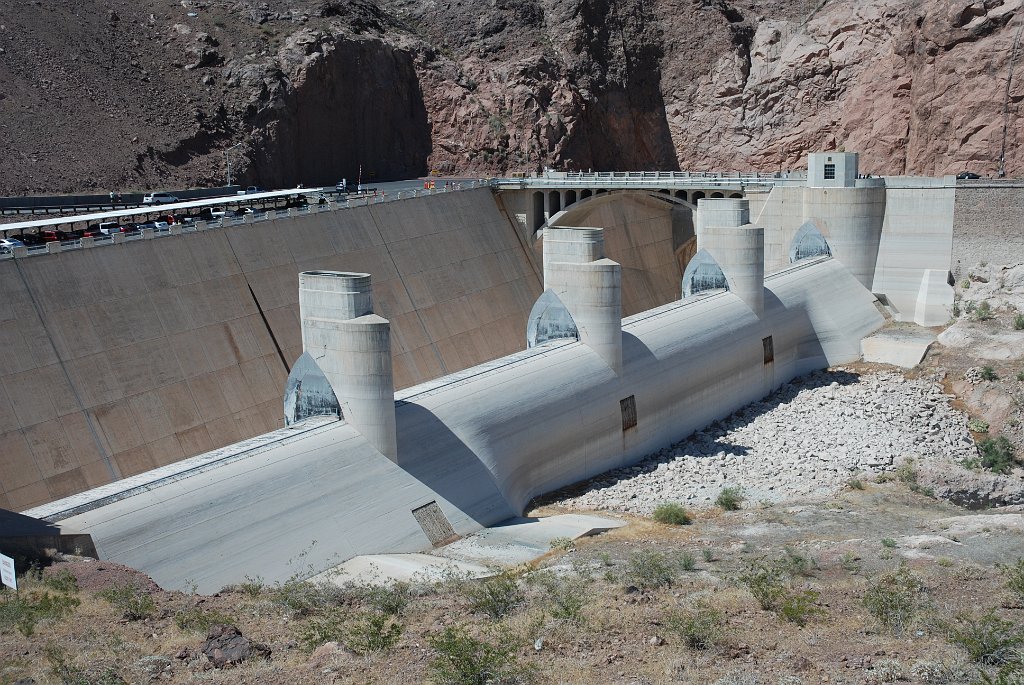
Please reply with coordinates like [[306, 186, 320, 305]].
[[12, 259, 121, 482], [247, 283, 290, 374]]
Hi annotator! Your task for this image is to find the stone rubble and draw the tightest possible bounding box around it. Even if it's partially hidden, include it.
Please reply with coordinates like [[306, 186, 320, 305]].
[[555, 369, 978, 514]]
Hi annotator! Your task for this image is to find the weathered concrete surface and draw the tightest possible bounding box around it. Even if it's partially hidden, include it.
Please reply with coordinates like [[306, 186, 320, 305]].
[[32, 255, 882, 593], [861, 327, 936, 368], [0, 189, 543, 510]]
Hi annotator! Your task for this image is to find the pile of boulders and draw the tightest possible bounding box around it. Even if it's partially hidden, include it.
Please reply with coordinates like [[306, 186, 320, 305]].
[[555, 369, 979, 514]]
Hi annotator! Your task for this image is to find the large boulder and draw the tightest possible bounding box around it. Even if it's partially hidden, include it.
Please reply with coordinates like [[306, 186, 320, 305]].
[[200, 625, 271, 669]]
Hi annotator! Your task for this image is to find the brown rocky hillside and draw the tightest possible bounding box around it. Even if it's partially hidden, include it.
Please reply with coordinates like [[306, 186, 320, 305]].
[[0, 0, 1021, 195]]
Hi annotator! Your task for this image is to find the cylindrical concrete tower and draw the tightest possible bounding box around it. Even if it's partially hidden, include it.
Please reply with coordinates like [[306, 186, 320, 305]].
[[695, 199, 765, 316], [543, 227, 623, 374], [298, 271, 398, 461], [801, 186, 885, 290], [543, 227, 604, 286]]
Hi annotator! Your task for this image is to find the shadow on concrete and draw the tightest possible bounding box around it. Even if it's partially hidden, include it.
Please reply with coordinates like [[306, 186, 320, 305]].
[[396, 402, 517, 529], [0, 509, 97, 564]]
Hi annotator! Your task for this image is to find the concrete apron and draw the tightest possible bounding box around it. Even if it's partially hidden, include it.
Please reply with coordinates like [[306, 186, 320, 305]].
[[311, 513, 626, 586], [861, 326, 937, 368]]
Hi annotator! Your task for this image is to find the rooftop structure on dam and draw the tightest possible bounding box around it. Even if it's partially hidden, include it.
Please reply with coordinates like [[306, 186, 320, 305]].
[[4, 152, 978, 591]]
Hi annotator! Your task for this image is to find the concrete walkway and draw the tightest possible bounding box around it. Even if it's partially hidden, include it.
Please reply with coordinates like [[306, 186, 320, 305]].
[[314, 513, 626, 586]]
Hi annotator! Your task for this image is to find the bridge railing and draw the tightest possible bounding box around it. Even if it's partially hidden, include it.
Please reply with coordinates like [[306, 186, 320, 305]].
[[0, 181, 490, 261]]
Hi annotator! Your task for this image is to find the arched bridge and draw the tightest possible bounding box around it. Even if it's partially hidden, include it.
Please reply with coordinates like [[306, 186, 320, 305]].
[[493, 170, 804, 233]]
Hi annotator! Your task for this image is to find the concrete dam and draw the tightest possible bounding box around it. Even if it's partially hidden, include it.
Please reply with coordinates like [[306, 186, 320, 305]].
[[7, 153, 967, 591]]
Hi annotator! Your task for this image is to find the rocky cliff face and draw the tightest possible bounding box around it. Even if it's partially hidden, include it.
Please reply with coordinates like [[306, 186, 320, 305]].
[[0, 0, 1021, 195]]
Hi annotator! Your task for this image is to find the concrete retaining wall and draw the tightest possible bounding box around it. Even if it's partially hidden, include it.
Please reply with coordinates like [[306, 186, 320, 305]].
[[0, 189, 543, 510], [951, 184, 1024, 272]]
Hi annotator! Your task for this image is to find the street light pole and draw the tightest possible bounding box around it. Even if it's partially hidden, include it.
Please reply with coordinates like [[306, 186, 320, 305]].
[[224, 143, 242, 188]]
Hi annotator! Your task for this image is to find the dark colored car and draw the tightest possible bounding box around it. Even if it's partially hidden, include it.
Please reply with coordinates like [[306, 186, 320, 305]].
[[956, 171, 981, 180], [40, 229, 68, 243]]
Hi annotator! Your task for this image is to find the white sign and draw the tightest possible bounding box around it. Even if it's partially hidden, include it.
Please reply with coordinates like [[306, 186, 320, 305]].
[[0, 553, 16, 591]]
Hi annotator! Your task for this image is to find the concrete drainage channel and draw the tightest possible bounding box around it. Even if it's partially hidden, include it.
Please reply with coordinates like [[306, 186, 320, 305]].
[[311, 514, 626, 586]]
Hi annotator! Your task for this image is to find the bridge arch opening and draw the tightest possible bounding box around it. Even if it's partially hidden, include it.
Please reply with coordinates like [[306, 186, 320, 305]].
[[711, 191, 725, 199], [284, 352, 341, 426], [729, 192, 743, 199], [580, 189, 593, 200], [527, 290, 579, 348], [658, 189, 670, 195], [548, 190, 561, 215], [682, 248, 729, 298], [531, 191, 544, 231], [565, 189, 577, 206], [674, 190, 688, 201], [691, 191, 705, 203], [789, 220, 833, 262], [596, 188, 607, 195]]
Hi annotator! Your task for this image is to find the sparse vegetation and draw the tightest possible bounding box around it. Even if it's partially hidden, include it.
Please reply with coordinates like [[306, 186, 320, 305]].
[[666, 603, 724, 649], [738, 559, 787, 611], [1014, 314, 1024, 330], [716, 486, 745, 511], [943, 610, 1024, 664], [624, 550, 678, 590], [45, 644, 125, 685], [429, 625, 532, 685], [296, 607, 347, 652], [344, 611, 404, 654], [549, 536, 575, 551], [970, 418, 992, 433], [978, 436, 1018, 474], [848, 477, 866, 490], [777, 589, 825, 626], [536, 573, 588, 624], [862, 567, 922, 635], [975, 301, 994, 321], [0, 588, 80, 637], [466, 573, 523, 620], [96, 584, 154, 621], [1000, 558, 1024, 601], [679, 552, 697, 572], [881, 538, 898, 548], [652, 502, 693, 525], [174, 606, 236, 633], [981, 366, 999, 381]]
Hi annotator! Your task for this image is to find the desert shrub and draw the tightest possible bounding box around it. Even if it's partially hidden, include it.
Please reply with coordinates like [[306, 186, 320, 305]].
[[679, 552, 697, 572], [981, 366, 999, 381], [465, 573, 523, 620], [238, 575, 265, 598], [862, 567, 922, 635], [429, 625, 533, 685], [975, 301, 994, 321], [702, 549, 717, 563], [653, 502, 692, 525], [944, 610, 1024, 665], [96, 584, 154, 621], [537, 574, 587, 624], [848, 478, 866, 490], [45, 644, 126, 685], [895, 459, 919, 484], [296, 607, 347, 652], [666, 603, 724, 650], [357, 580, 411, 616], [738, 559, 787, 611], [979, 437, 1017, 475], [882, 538, 898, 549], [1014, 315, 1024, 331], [1017, 371, 1024, 382], [0, 590, 80, 637], [716, 486, 745, 511], [777, 589, 825, 626], [781, 548, 818, 577], [549, 536, 575, 551], [273, 579, 346, 616], [624, 550, 678, 590], [344, 611, 403, 654], [174, 606, 235, 633], [1001, 558, 1024, 601], [970, 418, 992, 433], [974, 661, 1024, 685], [44, 569, 79, 594]]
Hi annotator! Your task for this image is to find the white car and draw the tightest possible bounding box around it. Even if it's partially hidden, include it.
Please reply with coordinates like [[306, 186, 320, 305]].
[[143, 192, 179, 205], [0, 237, 25, 253]]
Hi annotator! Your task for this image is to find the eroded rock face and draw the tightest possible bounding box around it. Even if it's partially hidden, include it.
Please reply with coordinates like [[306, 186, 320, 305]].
[[0, 0, 1021, 193]]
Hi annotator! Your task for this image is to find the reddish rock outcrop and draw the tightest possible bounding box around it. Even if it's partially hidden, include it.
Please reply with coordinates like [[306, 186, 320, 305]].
[[0, 0, 1021, 194]]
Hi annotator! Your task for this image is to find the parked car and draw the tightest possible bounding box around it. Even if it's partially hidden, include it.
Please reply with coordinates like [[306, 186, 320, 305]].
[[80, 225, 106, 238], [956, 171, 981, 180], [199, 206, 226, 220], [142, 192, 180, 205], [20, 233, 44, 246], [236, 186, 263, 195], [0, 237, 25, 253], [40, 229, 68, 243], [233, 207, 254, 217]]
